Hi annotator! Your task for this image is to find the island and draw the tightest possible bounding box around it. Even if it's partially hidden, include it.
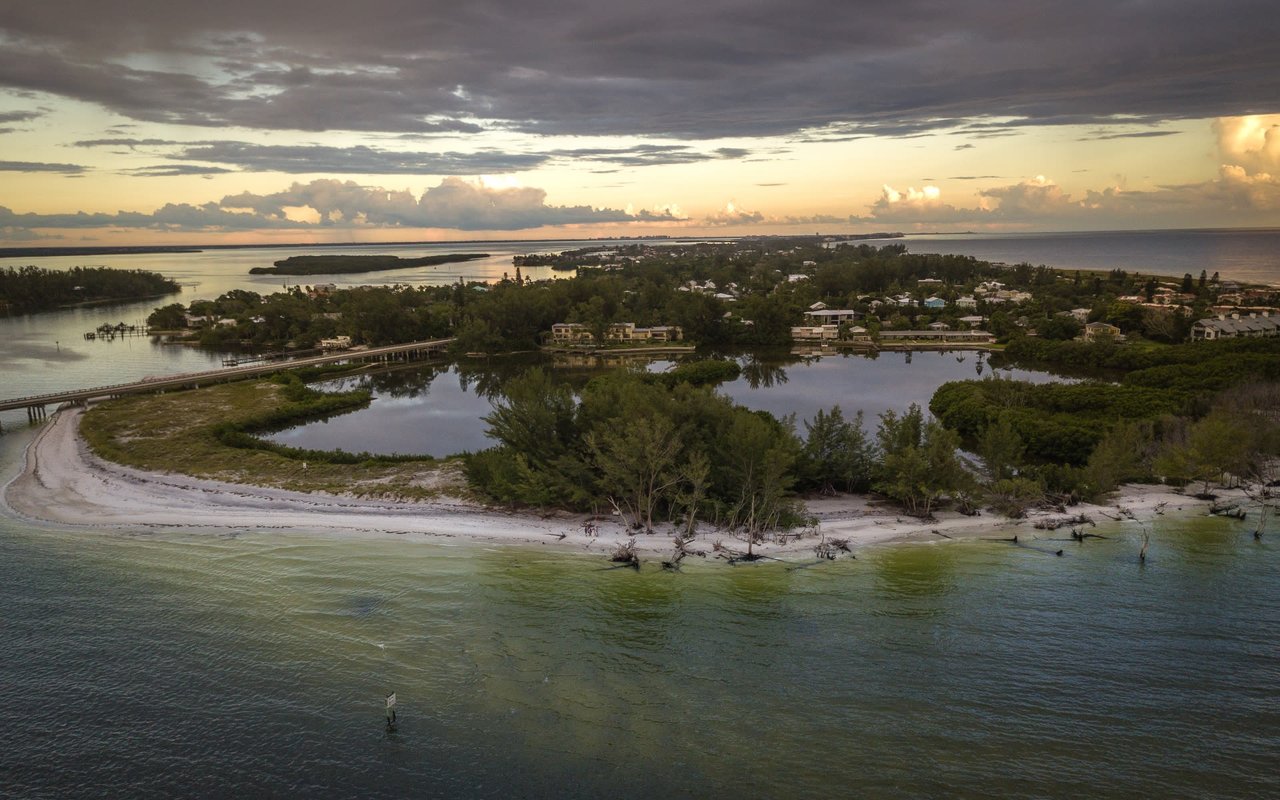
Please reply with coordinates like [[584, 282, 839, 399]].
[[249, 253, 489, 276], [0, 265, 180, 315]]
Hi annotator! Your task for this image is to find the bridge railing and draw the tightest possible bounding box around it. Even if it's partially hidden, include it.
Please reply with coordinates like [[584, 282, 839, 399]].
[[0, 337, 455, 410]]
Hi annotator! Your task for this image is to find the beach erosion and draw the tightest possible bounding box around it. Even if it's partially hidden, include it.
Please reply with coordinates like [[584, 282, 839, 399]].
[[3, 406, 1225, 559]]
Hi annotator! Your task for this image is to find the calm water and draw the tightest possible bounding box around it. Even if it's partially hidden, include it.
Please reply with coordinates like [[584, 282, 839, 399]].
[[901, 228, 1280, 284], [267, 350, 1054, 457], [3, 230, 1279, 797], [1, 423, 1276, 798]]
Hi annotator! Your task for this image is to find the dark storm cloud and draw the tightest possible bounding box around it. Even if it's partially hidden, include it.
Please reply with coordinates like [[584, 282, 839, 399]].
[[1, 1, 1276, 140]]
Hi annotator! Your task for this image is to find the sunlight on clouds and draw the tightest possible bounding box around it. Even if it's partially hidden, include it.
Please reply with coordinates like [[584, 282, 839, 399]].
[[1215, 115, 1280, 170]]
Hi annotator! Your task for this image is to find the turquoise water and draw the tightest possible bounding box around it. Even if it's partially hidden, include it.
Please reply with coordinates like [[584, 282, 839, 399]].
[[2, 425, 1276, 798]]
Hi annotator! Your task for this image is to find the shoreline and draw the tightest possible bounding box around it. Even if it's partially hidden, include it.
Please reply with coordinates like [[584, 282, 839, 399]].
[[3, 406, 1241, 559]]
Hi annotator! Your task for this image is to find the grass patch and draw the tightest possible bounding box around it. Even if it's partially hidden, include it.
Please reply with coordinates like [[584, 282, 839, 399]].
[[80, 377, 465, 501]]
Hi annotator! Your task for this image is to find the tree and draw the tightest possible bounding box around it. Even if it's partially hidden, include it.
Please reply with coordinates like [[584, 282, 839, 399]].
[[798, 406, 875, 494], [588, 415, 683, 531], [875, 407, 972, 517], [1155, 412, 1254, 495], [979, 416, 1025, 481]]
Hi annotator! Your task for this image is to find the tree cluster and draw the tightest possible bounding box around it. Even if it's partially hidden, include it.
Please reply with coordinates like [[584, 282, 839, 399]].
[[1, 265, 179, 314]]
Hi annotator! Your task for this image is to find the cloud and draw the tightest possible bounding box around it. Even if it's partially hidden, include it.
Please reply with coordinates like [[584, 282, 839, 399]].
[[124, 165, 236, 177], [703, 201, 764, 225], [1078, 130, 1181, 141], [0, 109, 44, 124], [0, 160, 85, 174], [857, 167, 1280, 228], [1, 2, 1277, 139], [173, 142, 547, 175], [1214, 115, 1280, 172], [70, 139, 753, 174], [0, 177, 680, 233]]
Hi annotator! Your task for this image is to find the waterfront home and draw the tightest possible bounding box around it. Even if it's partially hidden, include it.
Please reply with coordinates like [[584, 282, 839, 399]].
[[791, 324, 841, 342], [924, 297, 946, 309], [804, 309, 860, 324], [956, 296, 978, 308], [957, 315, 986, 328], [549, 322, 684, 344], [879, 330, 996, 344], [1083, 321, 1123, 342], [1191, 312, 1280, 340], [927, 321, 951, 331], [1069, 308, 1091, 322]]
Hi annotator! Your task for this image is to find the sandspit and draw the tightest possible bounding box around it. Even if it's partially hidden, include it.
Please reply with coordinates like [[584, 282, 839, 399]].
[[4, 407, 1234, 559]]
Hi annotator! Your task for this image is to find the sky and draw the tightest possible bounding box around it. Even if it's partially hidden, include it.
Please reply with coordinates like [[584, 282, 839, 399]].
[[1, 0, 1279, 245]]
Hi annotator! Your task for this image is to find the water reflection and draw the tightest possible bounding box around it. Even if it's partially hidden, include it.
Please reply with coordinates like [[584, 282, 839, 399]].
[[267, 350, 1069, 457]]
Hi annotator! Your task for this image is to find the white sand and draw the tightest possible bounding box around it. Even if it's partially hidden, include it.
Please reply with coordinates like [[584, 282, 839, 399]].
[[3, 407, 1234, 559]]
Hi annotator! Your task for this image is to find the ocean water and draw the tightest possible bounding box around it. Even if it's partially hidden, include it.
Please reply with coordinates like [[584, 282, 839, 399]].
[[900, 228, 1280, 285], [1, 426, 1276, 798], [2, 230, 1280, 797]]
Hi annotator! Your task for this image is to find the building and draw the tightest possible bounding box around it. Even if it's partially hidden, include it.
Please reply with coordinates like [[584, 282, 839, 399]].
[[923, 297, 946, 310], [791, 324, 841, 342], [1083, 321, 1123, 342], [956, 296, 978, 308], [319, 335, 353, 350], [878, 330, 997, 344], [1191, 312, 1280, 340], [803, 309, 860, 324], [549, 322, 685, 345]]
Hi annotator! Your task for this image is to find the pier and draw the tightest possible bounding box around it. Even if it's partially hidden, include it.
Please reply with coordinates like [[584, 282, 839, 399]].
[[0, 337, 455, 432]]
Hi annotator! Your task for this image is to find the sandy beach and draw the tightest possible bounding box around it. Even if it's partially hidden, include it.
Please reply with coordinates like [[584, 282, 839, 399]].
[[3, 406, 1232, 558]]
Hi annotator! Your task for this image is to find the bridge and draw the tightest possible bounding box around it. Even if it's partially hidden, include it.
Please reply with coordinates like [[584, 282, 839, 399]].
[[0, 337, 455, 429]]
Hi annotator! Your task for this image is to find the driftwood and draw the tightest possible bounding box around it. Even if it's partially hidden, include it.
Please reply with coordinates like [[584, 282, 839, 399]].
[[609, 538, 640, 569], [1034, 513, 1095, 531]]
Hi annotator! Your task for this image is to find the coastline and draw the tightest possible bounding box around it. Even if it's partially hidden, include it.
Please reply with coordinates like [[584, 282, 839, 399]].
[[3, 406, 1239, 559]]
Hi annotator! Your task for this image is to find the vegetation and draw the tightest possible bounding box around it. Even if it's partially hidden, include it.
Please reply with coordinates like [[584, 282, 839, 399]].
[[249, 253, 489, 275], [125, 236, 1280, 522], [1, 265, 179, 314], [80, 370, 451, 500], [931, 337, 1280, 502]]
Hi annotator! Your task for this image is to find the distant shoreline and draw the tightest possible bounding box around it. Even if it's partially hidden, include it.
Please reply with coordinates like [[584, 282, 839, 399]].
[[5, 227, 1280, 260]]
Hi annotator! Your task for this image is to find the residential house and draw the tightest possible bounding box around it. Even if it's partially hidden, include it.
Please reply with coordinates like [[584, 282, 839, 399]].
[[1083, 321, 1123, 342], [804, 309, 860, 324]]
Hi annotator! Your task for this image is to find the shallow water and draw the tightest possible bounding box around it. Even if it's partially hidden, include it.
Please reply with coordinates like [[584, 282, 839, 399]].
[[2, 422, 1276, 798]]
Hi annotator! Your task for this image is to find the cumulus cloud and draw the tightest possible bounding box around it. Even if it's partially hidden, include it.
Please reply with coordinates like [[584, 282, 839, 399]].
[[703, 201, 764, 226], [0, 177, 680, 233], [1214, 115, 1280, 172], [856, 167, 1280, 228]]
